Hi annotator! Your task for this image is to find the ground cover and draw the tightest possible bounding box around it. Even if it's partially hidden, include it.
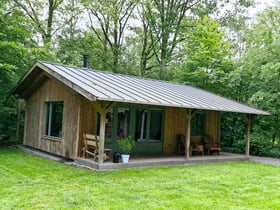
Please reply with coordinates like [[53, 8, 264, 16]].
[[1, 147, 280, 209]]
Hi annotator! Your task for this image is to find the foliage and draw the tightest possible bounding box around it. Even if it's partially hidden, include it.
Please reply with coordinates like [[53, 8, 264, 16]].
[[117, 136, 135, 154], [176, 16, 233, 94], [221, 112, 245, 148], [55, 31, 106, 69], [123, 6, 156, 78], [82, 0, 138, 73], [237, 4, 280, 149], [2, 148, 280, 209], [249, 133, 279, 157], [143, 0, 203, 80], [0, 2, 54, 144], [0, 64, 17, 143], [11, 0, 82, 45]]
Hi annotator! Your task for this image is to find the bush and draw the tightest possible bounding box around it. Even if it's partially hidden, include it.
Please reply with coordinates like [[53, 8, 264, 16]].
[[117, 136, 135, 154], [262, 148, 280, 158], [247, 133, 280, 158], [221, 133, 280, 158]]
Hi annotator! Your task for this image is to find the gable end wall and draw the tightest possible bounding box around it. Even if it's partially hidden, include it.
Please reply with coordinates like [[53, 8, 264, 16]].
[[24, 77, 81, 158]]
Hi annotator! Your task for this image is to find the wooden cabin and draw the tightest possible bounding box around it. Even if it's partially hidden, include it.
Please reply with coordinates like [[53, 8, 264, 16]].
[[13, 62, 269, 162]]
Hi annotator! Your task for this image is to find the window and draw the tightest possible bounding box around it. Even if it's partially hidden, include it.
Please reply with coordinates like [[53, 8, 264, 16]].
[[44, 101, 63, 138], [117, 108, 130, 139], [105, 111, 113, 138], [103, 106, 163, 142], [149, 110, 162, 141], [191, 112, 205, 135], [135, 109, 147, 141], [135, 108, 163, 142]]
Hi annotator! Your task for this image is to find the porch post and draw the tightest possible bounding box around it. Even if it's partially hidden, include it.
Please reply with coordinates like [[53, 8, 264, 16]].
[[243, 114, 254, 158], [16, 99, 22, 143], [91, 101, 116, 164], [184, 109, 195, 160], [99, 112, 106, 164]]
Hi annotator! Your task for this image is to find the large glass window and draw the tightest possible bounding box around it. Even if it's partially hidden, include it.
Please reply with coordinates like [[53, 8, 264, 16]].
[[135, 109, 147, 141], [105, 106, 163, 142], [191, 112, 205, 135], [44, 101, 63, 138], [135, 108, 163, 142], [117, 108, 130, 139], [105, 110, 113, 138], [150, 110, 162, 141]]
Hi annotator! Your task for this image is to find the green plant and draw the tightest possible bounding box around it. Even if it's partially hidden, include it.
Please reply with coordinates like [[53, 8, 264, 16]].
[[117, 136, 135, 154]]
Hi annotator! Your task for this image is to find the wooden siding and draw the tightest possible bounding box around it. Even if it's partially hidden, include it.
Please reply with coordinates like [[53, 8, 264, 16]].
[[24, 77, 81, 158], [77, 98, 98, 157], [205, 110, 220, 142], [163, 108, 220, 155], [163, 107, 187, 155]]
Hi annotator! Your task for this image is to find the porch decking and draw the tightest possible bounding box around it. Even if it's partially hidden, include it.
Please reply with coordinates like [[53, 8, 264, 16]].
[[74, 153, 249, 171]]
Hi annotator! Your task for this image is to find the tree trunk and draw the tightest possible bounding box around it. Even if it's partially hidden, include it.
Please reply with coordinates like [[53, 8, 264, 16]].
[[140, 23, 148, 76]]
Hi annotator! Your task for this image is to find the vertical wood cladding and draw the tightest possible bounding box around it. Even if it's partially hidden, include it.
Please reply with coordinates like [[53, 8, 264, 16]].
[[23, 77, 80, 158], [77, 98, 98, 157], [163, 107, 187, 155], [163, 108, 220, 155], [205, 110, 221, 142]]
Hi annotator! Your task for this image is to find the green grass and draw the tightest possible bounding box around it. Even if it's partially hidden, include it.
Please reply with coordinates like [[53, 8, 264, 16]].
[[1, 148, 280, 209]]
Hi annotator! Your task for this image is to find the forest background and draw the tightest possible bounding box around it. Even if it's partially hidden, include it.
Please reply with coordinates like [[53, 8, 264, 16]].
[[1, 0, 279, 157]]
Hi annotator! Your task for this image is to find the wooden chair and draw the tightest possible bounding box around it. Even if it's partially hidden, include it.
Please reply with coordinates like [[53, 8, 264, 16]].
[[190, 144, 204, 156], [203, 134, 221, 155], [82, 134, 111, 162], [176, 134, 204, 156]]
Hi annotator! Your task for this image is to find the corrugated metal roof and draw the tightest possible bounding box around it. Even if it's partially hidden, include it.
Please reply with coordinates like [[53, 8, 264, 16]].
[[15, 61, 270, 115]]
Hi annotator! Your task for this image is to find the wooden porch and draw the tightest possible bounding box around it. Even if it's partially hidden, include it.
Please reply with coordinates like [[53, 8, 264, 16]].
[[74, 152, 249, 171]]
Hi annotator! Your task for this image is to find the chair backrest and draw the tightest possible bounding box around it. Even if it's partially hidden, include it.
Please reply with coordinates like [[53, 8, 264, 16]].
[[83, 134, 100, 150], [203, 134, 213, 144], [203, 134, 221, 148]]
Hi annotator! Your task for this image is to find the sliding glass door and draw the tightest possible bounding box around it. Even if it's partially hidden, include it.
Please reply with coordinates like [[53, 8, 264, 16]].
[[113, 105, 164, 155]]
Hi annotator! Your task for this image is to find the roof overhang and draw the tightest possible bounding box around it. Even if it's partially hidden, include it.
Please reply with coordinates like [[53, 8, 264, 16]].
[[13, 61, 270, 116], [13, 62, 97, 101]]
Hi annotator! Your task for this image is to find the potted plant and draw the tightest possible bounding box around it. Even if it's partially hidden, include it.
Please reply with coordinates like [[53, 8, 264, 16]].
[[117, 136, 135, 163]]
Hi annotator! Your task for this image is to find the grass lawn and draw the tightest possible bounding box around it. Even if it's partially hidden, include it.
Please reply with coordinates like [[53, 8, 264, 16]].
[[1, 148, 280, 209]]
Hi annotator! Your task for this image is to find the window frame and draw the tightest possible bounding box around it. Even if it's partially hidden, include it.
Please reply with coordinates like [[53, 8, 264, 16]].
[[111, 105, 164, 143], [191, 111, 206, 136], [44, 101, 64, 140]]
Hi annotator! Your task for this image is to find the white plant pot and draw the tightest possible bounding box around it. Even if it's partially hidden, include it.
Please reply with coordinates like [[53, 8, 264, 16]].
[[121, 154, 130, 163]]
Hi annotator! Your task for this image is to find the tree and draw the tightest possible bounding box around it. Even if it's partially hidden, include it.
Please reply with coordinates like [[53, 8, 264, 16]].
[[176, 16, 233, 93], [133, 2, 155, 77], [12, 0, 82, 45], [218, 0, 254, 59], [123, 7, 156, 78], [234, 4, 280, 153], [56, 31, 108, 70], [143, 0, 204, 80], [82, 0, 138, 73], [0, 1, 53, 143]]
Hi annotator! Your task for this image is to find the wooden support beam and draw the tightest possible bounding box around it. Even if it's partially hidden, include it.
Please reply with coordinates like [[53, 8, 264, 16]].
[[16, 99, 23, 143], [98, 112, 106, 164], [243, 114, 255, 158], [91, 101, 104, 114], [91, 101, 116, 115], [105, 102, 116, 113], [91, 101, 116, 163], [183, 109, 196, 160]]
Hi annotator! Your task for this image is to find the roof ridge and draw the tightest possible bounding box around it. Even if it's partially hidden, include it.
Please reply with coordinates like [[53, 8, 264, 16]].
[[38, 60, 187, 86]]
